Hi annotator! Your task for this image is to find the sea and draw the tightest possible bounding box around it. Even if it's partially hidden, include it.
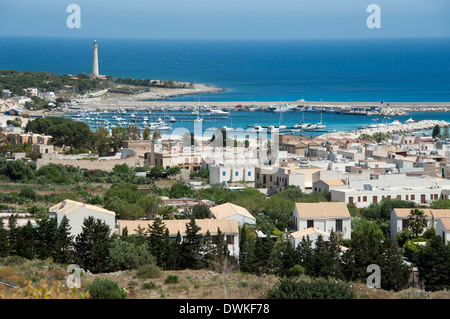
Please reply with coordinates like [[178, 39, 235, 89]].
[[1, 36, 450, 135]]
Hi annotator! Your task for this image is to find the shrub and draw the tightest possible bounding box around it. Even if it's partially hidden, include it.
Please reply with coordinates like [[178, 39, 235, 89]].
[[0, 266, 15, 279], [288, 264, 306, 277], [164, 275, 179, 284], [135, 264, 161, 279], [85, 278, 127, 299], [266, 277, 355, 299], [2, 255, 27, 266], [142, 281, 158, 290]]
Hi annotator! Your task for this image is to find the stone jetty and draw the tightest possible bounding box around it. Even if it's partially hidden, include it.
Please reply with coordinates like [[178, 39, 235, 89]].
[[319, 119, 450, 139]]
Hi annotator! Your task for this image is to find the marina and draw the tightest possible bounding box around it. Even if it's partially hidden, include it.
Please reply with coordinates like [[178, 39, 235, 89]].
[[59, 102, 450, 138]]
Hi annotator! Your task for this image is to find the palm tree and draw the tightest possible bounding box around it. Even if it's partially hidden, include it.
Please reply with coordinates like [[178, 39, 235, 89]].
[[408, 208, 427, 237]]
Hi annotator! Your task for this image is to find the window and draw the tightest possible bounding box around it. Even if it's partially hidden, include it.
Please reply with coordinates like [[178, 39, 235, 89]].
[[222, 171, 226, 176], [248, 172, 251, 176], [226, 235, 234, 245], [411, 194, 415, 200], [336, 219, 343, 232], [402, 219, 409, 230], [363, 196, 367, 202], [307, 220, 314, 228], [235, 171, 239, 176]]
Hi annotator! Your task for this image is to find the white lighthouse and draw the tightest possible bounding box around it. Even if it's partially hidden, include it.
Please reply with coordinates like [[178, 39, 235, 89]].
[[92, 40, 99, 77]]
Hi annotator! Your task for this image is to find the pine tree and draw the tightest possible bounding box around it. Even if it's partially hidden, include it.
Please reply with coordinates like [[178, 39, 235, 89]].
[[181, 218, 203, 269], [7, 214, 19, 256], [311, 235, 334, 278], [75, 216, 112, 273], [54, 216, 74, 264], [278, 241, 301, 277], [416, 235, 450, 291], [35, 217, 58, 260], [146, 218, 169, 268], [379, 239, 412, 291], [16, 221, 35, 260], [297, 235, 314, 274], [0, 219, 8, 258], [239, 225, 256, 273]]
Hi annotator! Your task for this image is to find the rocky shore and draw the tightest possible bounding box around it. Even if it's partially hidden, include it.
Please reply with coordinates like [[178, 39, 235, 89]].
[[319, 119, 450, 139]]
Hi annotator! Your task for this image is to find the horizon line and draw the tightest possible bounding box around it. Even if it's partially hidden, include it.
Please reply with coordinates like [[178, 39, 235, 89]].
[[1, 35, 450, 41]]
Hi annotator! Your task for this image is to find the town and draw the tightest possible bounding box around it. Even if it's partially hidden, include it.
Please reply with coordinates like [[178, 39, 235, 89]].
[[1, 80, 450, 299]]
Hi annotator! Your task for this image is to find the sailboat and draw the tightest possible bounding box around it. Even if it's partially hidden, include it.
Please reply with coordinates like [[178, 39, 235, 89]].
[[294, 108, 314, 129], [315, 110, 327, 129]]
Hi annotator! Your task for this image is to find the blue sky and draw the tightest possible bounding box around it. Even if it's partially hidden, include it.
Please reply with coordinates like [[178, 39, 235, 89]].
[[1, 0, 449, 39]]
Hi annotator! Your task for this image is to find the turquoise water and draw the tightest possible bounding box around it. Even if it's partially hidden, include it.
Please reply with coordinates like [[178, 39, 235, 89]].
[[63, 108, 450, 137], [1, 36, 449, 102]]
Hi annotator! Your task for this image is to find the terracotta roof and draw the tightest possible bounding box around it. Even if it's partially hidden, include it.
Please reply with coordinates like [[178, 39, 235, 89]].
[[210, 202, 255, 220], [290, 227, 330, 239], [294, 202, 350, 218], [49, 199, 116, 217], [322, 179, 345, 186], [439, 218, 450, 231], [393, 208, 450, 219], [119, 219, 239, 236]]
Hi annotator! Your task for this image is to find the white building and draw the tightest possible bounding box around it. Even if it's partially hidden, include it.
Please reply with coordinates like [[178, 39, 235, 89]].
[[49, 199, 117, 237], [391, 208, 450, 244], [209, 162, 256, 185], [255, 165, 306, 195], [119, 219, 240, 257], [209, 202, 256, 226], [290, 227, 331, 249], [292, 202, 351, 239]]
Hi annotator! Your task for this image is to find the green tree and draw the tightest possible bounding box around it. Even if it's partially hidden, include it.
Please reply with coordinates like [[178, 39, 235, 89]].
[[266, 277, 355, 299], [432, 124, 441, 138], [127, 124, 141, 140], [85, 278, 127, 299], [94, 126, 111, 157], [166, 166, 181, 178], [416, 235, 450, 291], [408, 208, 427, 238], [143, 127, 151, 140], [0, 219, 8, 257], [106, 237, 154, 271], [149, 166, 163, 179], [146, 218, 170, 268], [16, 221, 35, 260], [379, 239, 412, 291], [35, 217, 58, 260], [54, 216, 74, 264], [74, 216, 113, 273], [169, 182, 194, 199], [181, 218, 203, 269], [110, 126, 128, 153]]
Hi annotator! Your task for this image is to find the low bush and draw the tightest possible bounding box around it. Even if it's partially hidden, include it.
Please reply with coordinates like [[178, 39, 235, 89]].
[[135, 264, 161, 279], [85, 278, 127, 299], [164, 274, 179, 284], [266, 277, 355, 299]]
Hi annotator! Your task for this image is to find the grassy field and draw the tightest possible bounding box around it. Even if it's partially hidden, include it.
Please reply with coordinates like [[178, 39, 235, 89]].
[[1, 257, 449, 299]]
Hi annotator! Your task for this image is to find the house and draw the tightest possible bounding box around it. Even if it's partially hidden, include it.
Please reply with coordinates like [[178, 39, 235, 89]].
[[255, 165, 306, 195], [292, 202, 351, 239], [290, 227, 349, 252], [209, 202, 256, 225], [313, 179, 346, 193], [49, 199, 117, 237], [290, 227, 331, 249], [119, 219, 240, 257], [390, 208, 450, 244], [209, 162, 256, 185]]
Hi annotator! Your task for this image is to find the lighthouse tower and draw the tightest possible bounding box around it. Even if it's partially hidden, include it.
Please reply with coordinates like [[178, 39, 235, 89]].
[[92, 40, 99, 77]]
